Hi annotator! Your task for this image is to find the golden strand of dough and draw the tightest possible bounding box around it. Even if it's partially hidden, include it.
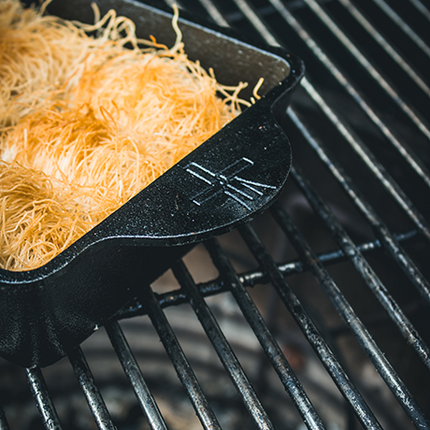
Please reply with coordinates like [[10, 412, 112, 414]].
[[0, 0, 259, 271]]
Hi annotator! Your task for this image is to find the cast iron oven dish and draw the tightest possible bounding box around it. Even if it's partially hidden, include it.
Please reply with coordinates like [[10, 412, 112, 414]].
[[0, 0, 304, 368]]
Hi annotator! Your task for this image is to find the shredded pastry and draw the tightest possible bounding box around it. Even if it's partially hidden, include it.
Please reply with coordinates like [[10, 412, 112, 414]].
[[0, 0, 254, 271]]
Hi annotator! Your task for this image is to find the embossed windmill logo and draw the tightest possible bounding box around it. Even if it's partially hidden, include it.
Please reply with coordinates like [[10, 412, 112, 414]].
[[184, 157, 276, 210]]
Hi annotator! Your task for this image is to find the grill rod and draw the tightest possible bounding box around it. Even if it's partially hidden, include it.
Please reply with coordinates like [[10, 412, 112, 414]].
[[25, 368, 61, 430], [207, 236, 383, 430], [0, 406, 8, 430], [206, 239, 332, 429], [172, 261, 281, 430], [273, 4, 430, 245], [219, 0, 430, 305], [408, 0, 430, 23], [144, 287, 222, 430], [116, 229, 418, 319], [287, 107, 430, 305], [232, 0, 430, 252], [289, 165, 430, 371], [299, 77, 430, 246], [0, 1, 427, 429], [239, 221, 429, 429], [68, 348, 116, 430], [268, 203, 430, 428], [337, 0, 430, 98], [301, 0, 430, 140], [267, 0, 430, 192], [372, 0, 430, 57], [105, 320, 168, 430]]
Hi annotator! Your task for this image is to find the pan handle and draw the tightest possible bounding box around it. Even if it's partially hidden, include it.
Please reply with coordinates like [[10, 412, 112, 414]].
[[96, 100, 292, 246]]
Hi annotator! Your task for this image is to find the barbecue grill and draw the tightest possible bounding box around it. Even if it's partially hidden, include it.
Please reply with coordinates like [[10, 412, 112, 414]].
[[1, 0, 429, 429]]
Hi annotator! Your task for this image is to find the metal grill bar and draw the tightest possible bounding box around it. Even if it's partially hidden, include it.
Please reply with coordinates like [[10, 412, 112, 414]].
[[172, 261, 279, 430], [301, 0, 430, 140], [232, 0, 279, 45], [105, 320, 168, 430], [209, 238, 333, 429], [68, 347, 115, 430], [114, 229, 418, 319], [287, 107, 430, 305], [214, 0, 430, 297], [371, 0, 430, 57], [25, 368, 61, 430], [336, 0, 430, 98], [267, 0, 430, 191], [1, 1, 430, 429], [289, 165, 430, 371], [198, 0, 229, 26], [269, 203, 429, 428], [0, 406, 8, 430], [298, 78, 430, 243], [408, 0, 430, 22], [144, 287, 222, 430], [229, 0, 430, 252], [228, 226, 384, 430]]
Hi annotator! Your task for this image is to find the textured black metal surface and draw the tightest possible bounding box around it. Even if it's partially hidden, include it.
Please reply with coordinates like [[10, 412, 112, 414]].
[[1, 0, 429, 429], [0, 0, 303, 368]]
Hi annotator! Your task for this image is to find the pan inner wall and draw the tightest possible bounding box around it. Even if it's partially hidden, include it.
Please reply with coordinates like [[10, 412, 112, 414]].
[[47, 0, 291, 98]]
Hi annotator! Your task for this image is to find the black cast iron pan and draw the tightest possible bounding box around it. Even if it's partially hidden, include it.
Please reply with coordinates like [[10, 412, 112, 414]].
[[0, 0, 304, 367]]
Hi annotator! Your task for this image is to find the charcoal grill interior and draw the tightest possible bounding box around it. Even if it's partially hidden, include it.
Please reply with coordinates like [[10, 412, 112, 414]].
[[1, 0, 430, 429]]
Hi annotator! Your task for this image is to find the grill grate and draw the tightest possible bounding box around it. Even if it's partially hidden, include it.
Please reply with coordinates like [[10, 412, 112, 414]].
[[1, 0, 430, 429]]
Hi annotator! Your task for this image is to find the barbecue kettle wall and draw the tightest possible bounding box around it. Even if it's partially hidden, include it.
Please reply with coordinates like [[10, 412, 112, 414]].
[[0, 0, 304, 367]]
